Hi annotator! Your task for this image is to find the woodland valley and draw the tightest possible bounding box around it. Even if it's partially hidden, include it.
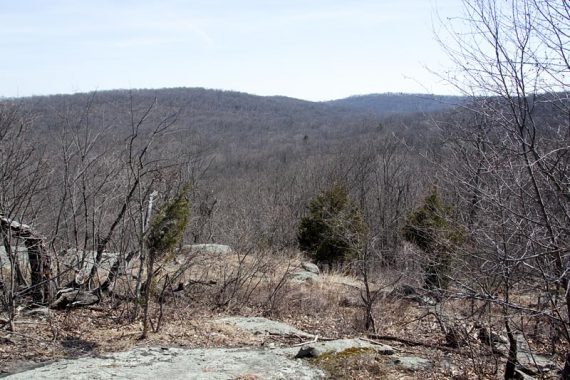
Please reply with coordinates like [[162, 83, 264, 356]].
[[2, 1, 570, 379]]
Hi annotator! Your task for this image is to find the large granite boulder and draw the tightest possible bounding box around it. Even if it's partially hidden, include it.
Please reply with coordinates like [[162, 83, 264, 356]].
[[181, 244, 233, 255], [301, 262, 320, 274]]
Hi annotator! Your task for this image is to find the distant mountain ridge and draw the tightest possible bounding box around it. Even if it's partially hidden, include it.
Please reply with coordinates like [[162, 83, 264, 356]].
[[11, 87, 463, 118], [325, 93, 464, 115], [13, 88, 463, 147], [8, 87, 456, 180]]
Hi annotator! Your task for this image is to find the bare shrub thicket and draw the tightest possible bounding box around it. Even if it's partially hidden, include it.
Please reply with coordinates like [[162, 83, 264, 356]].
[[431, 0, 570, 377], [0, 102, 51, 328], [0, 95, 207, 326]]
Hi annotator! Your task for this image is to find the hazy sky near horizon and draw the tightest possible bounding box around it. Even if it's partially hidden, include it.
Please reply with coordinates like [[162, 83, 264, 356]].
[[1, 0, 464, 101]]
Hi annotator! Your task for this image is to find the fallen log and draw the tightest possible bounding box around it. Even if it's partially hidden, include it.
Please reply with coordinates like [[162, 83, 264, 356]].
[[49, 288, 99, 309]]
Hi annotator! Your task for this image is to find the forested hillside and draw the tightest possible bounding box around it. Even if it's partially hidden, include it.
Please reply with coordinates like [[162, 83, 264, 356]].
[[6, 87, 440, 251], [325, 93, 463, 115]]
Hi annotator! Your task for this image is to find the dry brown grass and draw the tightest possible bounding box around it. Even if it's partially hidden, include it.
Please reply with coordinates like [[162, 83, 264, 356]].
[[1, 249, 567, 379]]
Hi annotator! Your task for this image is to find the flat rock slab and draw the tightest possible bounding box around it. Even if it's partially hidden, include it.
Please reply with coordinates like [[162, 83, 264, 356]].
[[393, 356, 433, 371], [5, 318, 395, 379], [5, 347, 325, 380], [301, 262, 320, 274], [495, 335, 557, 374], [182, 244, 233, 255], [290, 271, 319, 283], [516, 335, 557, 373], [517, 350, 557, 373], [215, 316, 315, 338]]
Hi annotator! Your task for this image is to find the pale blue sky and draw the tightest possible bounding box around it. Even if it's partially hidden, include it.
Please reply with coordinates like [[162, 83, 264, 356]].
[[1, 0, 463, 101]]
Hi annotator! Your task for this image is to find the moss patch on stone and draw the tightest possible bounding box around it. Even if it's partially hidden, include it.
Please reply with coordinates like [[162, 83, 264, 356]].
[[310, 347, 390, 379]]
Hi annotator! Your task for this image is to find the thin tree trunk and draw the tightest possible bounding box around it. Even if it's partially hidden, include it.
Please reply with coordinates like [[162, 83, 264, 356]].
[[134, 190, 157, 317], [25, 236, 51, 303], [361, 260, 376, 333], [88, 178, 140, 287], [504, 319, 517, 379], [141, 252, 155, 339], [560, 283, 570, 380]]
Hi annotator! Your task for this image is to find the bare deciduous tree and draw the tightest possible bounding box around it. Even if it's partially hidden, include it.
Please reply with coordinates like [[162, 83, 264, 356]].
[[436, 1, 570, 377]]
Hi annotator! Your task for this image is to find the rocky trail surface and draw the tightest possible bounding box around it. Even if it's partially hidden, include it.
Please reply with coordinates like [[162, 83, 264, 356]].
[[3, 317, 431, 379]]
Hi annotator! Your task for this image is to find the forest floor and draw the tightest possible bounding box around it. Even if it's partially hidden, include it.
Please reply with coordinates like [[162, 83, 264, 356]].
[[0, 304, 470, 379], [0, 251, 565, 379]]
